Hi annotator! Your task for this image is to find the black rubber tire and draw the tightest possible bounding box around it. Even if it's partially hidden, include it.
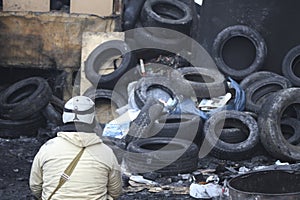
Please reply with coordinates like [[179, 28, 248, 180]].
[[8, 89, 35, 104], [258, 88, 300, 161], [124, 98, 164, 145], [282, 45, 300, 86], [0, 77, 52, 120], [140, 0, 192, 35], [49, 95, 65, 114], [281, 117, 300, 145], [134, 75, 194, 109], [84, 40, 136, 90], [122, 0, 147, 30], [212, 25, 267, 80], [177, 67, 226, 98], [125, 137, 199, 175], [245, 76, 292, 113], [42, 103, 62, 126], [83, 87, 127, 109], [149, 114, 203, 147], [132, 22, 189, 54], [0, 114, 46, 139], [203, 110, 260, 160], [239, 71, 282, 90]]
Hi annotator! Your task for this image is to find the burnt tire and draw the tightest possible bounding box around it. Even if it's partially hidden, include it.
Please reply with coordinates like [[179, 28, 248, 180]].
[[8, 89, 35, 104], [125, 137, 199, 175], [122, 0, 147, 30], [149, 114, 203, 147], [140, 0, 193, 35], [84, 40, 136, 90], [282, 45, 300, 86], [124, 98, 164, 145], [239, 71, 282, 90], [0, 114, 46, 139], [0, 77, 52, 120], [245, 76, 292, 113], [203, 110, 260, 160], [42, 103, 62, 126], [50, 95, 64, 114], [132, 23, 189, 53], [212, 25, 267, 80], [177, 67, 226, 98], [258, 88, 300, 161]]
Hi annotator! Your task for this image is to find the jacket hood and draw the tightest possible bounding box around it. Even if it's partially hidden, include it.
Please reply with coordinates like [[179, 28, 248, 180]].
[[57, 131, 103, 147]]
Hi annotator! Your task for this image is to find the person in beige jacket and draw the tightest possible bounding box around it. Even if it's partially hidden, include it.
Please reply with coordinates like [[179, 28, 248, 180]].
[[29, 96, 122, 200]]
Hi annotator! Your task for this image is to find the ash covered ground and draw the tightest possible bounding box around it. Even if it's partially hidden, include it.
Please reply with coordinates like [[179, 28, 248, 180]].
[[0, 136, 279, 200]]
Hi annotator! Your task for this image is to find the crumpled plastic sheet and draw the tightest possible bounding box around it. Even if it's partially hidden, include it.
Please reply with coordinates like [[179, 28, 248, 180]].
[[171, 77, 245, 120], [189, 183, 223, 199]]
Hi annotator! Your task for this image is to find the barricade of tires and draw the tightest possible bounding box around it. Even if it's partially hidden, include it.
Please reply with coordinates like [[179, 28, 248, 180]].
[[120, 68, 300, 175], [82, 36, 300, 176], [0, 77, 63, 139]]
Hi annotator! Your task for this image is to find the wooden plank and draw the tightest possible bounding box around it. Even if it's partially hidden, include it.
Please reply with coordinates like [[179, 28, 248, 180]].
[[71, 0, 113, 17]]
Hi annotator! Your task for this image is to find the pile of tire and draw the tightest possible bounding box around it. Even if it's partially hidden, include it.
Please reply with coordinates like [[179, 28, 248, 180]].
[[203, 69, 300, 162], [83, 10, 300, 167], [0, 77, 63, 139], [258, 88, 300, 161], [230, 70, 300, 161], [209, 23, 300, 161], [125, 0, 197, 61], [127, 67, 300, 163], [122, 71, 203, 175]]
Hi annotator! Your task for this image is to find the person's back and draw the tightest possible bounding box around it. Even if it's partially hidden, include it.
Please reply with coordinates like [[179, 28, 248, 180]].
[[29, 96, 122, 200]]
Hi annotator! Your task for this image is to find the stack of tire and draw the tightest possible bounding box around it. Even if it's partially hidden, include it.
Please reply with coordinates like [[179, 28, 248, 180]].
[[124, 70, 204, 175], [201, 70, 300, 161], [238, 71, 300, 161], [123, 61, 249, 174], [125, 0, 195, 61], [123, 97, 200, 176], [88, 0, 300, 166], [0, 77, 62, 139], [198, 20, 300, 161]]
